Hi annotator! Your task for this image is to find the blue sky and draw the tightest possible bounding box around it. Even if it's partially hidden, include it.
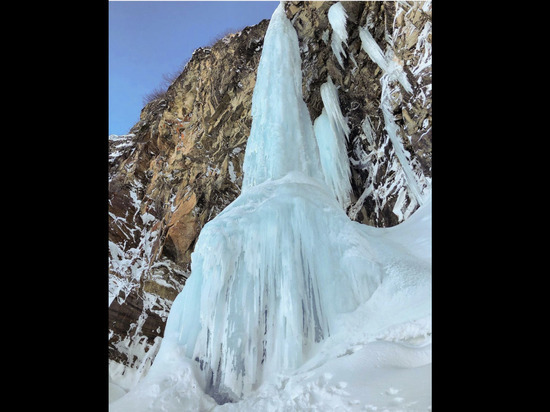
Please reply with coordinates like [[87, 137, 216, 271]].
[[109, 1, 279, 136]]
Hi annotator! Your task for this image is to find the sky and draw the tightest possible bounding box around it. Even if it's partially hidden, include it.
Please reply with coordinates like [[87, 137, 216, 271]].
[[109, 0, 279, 136]]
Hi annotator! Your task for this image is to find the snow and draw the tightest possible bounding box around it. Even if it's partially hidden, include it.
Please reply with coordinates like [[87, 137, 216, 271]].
[[328, 2, 348, 68], [110, 3, 431, 411], [227, 160, 237, 183], [109, 134, 136, 162]]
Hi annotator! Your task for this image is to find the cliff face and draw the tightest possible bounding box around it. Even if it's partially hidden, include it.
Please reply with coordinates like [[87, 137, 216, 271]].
[[286, 1, 432, 225], [108, 0, 431, 389]]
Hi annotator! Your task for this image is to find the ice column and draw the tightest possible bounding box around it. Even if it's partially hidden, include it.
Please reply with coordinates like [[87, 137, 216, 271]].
[[241, 3, 323, 189], [314, 76, 352, 209]]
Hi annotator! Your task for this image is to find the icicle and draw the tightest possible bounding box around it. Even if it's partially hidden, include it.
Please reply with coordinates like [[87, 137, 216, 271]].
[[361, 115, 375, 145], [380, 74, 423, 207], [320, 75, 350, 143], [328, 2, 348, 68], [314, 76, 352, 210], [359, 25, 412, 94]]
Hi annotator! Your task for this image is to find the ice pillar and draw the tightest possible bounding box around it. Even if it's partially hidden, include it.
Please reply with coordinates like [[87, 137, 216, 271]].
[[242, 3, 323, 189]]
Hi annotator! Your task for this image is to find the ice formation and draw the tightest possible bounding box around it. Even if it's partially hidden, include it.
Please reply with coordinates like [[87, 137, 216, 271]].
[[241, 3, 323, 190], [359, 23, 424, 207], [328, 2, 348, 68], [111, 3, 431, 410], [380, 73, 424, 207], [359, 25, 412, 94], [314, 76, 352, 209], [157, 5, 381, 402]]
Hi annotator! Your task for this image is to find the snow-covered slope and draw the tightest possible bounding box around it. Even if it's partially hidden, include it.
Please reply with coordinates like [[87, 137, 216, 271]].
[[110, 3, 431, 411]]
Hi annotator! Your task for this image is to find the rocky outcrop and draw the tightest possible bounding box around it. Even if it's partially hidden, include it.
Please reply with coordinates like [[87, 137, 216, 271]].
[[108, 0, 431, 391], [285, 0, 432, 226]]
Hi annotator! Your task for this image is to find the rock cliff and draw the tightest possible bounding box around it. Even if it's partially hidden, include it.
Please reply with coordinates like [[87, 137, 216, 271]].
[[108, 0, 431, 391]]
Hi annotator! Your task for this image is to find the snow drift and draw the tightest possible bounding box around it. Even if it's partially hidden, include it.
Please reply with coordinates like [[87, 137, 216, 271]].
[[110, 3, 431, 411]]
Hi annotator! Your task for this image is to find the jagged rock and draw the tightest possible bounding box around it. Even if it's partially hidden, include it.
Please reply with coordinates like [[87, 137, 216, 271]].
[[285, 0, 432, 226], [108, 1, 431, 390]]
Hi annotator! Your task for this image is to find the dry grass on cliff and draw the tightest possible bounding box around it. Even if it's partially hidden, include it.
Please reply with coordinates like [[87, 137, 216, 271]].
[[142, 59, 191, 105], [142, 25, 244, 106]]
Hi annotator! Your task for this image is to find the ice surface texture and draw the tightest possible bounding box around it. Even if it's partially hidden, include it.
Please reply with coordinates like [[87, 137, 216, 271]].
[[241, 4, 323, 190], [314, 75, 352, 209], [165, 173, 382, 402]]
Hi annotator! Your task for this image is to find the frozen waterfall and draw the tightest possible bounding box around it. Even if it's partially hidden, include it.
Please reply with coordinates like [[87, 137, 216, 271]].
[[110, 3, 431, 410], [159, 5, 380, 402]]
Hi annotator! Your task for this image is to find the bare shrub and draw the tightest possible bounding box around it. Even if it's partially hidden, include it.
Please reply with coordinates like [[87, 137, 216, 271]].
[[207, 27, 241, 47], [142, 58, 190, 105], [142, 86, 167, 105]]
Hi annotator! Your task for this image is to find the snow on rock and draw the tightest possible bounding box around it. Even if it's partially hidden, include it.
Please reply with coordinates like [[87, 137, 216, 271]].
[[356, 5, 432, 214], [109, 134, 136, 162]]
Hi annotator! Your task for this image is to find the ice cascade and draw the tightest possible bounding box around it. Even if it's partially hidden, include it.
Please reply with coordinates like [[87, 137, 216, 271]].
[[166, 4, 378, 402], [160, 6, 381, 402], [110, 4, 428, 409]]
